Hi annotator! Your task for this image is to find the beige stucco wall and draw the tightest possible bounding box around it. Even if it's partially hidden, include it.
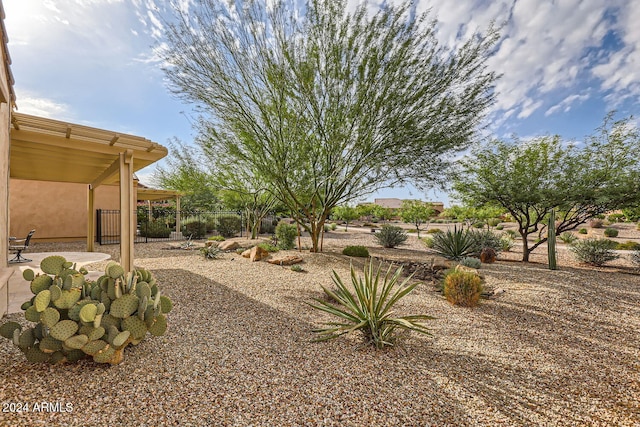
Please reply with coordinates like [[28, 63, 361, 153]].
[[9, 180, 128, 242]]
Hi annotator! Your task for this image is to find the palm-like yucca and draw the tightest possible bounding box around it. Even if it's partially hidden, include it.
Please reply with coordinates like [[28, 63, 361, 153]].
[[431, 226, 478, 260], [309, 261, 433, 349]]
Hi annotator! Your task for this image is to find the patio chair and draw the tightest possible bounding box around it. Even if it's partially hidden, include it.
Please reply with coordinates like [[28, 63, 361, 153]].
[[8, 229, 35, 263]]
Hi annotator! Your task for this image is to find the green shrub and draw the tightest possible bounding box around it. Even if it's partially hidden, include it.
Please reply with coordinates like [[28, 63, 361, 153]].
[[607, 213, 625, 223], [426, 228, 443, 234], [604, 227, 618, 238], [570, 238, 620, 266], [505, 229, 518, 239], [308, 262, 433, 349], [407, 229, 418, 233], [470, 229, 502, 254], [261, 218, 278, 234], [200, 245, 222, 259], [617, 241, 640, 251], [257, 242, 279, 253], [499, 235, 515, 252], [291, 264, 304, 272], [205, 216, 217, 233], [431, 227, 477, 260], [422, 236, 434, 248], [0, 256, 172, 365], [342, 245, 370, 257], [374, 225, 408, 248], [275, 222, 297, 250], [472, 222, 485, 228], [324, 224, 331, 232], [487, 218, 501, 227], [460, 257, 481, 269], [588, 218, 604, 228], [182, 220, 206, 239], [215, 215, 242, 238], [330, 223, 338, 231], [208, 235, 225, 242], [579, 228, 588, 234], [558, 232, 578, 244], [139, 220, 171, 238], [443, 270, 483, 307], [496, 225, 504, 230]]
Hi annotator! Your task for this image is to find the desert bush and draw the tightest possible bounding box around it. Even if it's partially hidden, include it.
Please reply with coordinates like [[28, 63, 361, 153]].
[[630, 251, 640, 269], [330, 222, 338, 231], [570, 238, 620, 266], [499, 235, 515, 252], [607, 213, 625, 223], [407, 229, 418, 233], [422, 236, 434, 248], [275, 222, 297, 250], [291, 264, 304, 272], [431, 227, 477, 260], [200, 245, 222, 259], [260, 218, 278, 235], [589, 218, 604, 228], [617, 241, 640, 251], [443, 270, 483, 307], [579, 228, 588, 234], [604, 227, 618, 237], [460, 257, 481, 269], [505, 229, 518, 239], [205, 216, 217, 233], [308, 262, 433, 349], [558, 232, 578, 244], [470, 229, 502, 254], [496, 225, 504, 230], [472, 222, 485, 228], [208, 235, 225, 242], [182, 220, 206, 239], [487, 218, 501, 227], [427, 228, 443, 234], [374, 225, 408, 248], [139, 220, 171, 238], [257, 242, 279, 253], [215, 215, 242, 238], [342, 245, 370, 257]]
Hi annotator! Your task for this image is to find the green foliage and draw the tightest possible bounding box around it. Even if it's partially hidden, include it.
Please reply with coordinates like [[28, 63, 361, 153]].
[[257, 242, 279, 253], [487, 218, 501, 227], [374, 225, 408, 248], [208, 235, 225, 241], [622, 207, 640, 222], [460, 257, 482, 269], [260, 217, 278, 235], [616, 241, 640, 251], [443, 269, 483, 307], [604, 227, 619, 237], [496, 224, 504, 230], [308, 262, 433, 349], [422, 236, 434, 248], [579, 228, 588, 234], [558, 232, 578, 244], [0, 256, 171, 365], [333, 206, 359, 231], [290, 264, 304, 272], [472, 222, 486, 228], [139, 220, 172, 238], [342, 245, 370, 257], [427, 228, 443, 234], [499, 235, 515, 252], [215, 215, 242, 238], [275, 222, 297, 250], [570, 238, 620, 266], [400, 200, 435, 237], [431, 227, 477, 260], [589, 218, 604, 229], [200, 245, 222, 259], [182, 220, 206, 239], [505, 229, 518, 239], [470, 229, 503, 254], [607, 213, 626, 223], [330, 223, 338, 231]]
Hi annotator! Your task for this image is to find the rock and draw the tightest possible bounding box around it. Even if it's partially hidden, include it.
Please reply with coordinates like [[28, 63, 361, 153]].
[[241, 249, 251, 258], [454, 265, 479, 275], [205, 241, 218, 248], [218, 241, 240, 251], [431, 259, 452, 271], [480, 247, 497, 263], [267, 255, 303, 266], [249, 246, 269, 262]]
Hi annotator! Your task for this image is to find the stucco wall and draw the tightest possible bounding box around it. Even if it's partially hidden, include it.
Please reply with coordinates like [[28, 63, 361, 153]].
[[0, 103, 8, 264], [9, 180, 125, 242]]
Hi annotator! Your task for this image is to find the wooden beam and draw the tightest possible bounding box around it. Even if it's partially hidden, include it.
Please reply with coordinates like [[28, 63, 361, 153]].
[[119, 150, 134, 272], [65, 125, 72, 139], [90, 156, 121, 189], [110, 134, 120, 146], [87, 186, 95, 252]]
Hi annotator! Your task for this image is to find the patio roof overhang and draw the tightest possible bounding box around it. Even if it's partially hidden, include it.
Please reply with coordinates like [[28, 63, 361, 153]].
[[9, 112, 169, 271], [137, 188, 182, 201]]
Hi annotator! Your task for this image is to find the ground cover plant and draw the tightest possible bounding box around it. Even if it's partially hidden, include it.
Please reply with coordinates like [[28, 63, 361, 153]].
[[342, 245, 369, 257], [374, 225, 408, 248], [570, 238, 620, 266]]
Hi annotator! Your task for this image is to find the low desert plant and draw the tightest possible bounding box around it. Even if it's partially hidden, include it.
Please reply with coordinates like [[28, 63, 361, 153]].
[[607, 213, 625, 223], [182, 220, 206, 239], [139, 220, 171, 238], [200, 245, 222, 259], [257, 242, 279, 253], [487, 218, 501, 227], [505, 229, 518, 239], [579, 228, 588, 234], [499, 235, 515, 252], [308, 262, 433, 349], [470, 229, 503, 254], [604, 227, 619, 238], [558, 232, 578, 244], [374, 225, 408, 248], [472, 222, 485, 228], [330, 222, 338, 231], [589, 218, 604, 228], [617, 241, 640, 251], [431, 227, 477, 260], [460, 257, 481, 269], [570, 238, 620, 266], [443, 270, 483, 307], [342, 245, 370, 257], [290, 264, 305, 272], [426, 228, 443, 234], [275, 222, 297, 250], [495, 225, 504, 230], [215, 215, 242, 238], [207, 235, 225, 242], [422, 236, 434, 248]]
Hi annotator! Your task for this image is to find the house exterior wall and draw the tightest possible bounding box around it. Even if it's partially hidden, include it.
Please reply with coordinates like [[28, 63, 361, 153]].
[[9, 180, 129, 242]]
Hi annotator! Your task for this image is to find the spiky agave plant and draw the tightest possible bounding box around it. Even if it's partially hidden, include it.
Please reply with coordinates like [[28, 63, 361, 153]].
[[308, 261, 433, 349], [431, 226, 478, 260]]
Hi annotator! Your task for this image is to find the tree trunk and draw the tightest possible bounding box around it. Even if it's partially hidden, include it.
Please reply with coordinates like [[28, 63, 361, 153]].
[[521, 232, 531, 262]]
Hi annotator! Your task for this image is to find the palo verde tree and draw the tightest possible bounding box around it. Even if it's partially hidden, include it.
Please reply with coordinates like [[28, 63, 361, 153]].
[[332, 205, 359, 231], [400, 200, 435, 238], [454, 114, 640, 262], [159, 0, 499, 252]]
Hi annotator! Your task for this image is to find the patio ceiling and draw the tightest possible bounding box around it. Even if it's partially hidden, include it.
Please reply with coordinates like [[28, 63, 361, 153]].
[[10, 112, 167, 186], [137, 188, 182, 201]]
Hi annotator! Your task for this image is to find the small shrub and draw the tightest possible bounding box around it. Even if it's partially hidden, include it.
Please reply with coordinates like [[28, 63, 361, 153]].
[[499, 235, 515, 252], [261, 218, 278, 235], [496, 225, 504, 230], [139, 220, 171, 238], [431, 227, 477, 260], [324, 224, 330, 232], [407, 229, 418, 233], [607, 213, 625, 223], [330, 223, 338, 231], [505, 229, 518, 239], [215, 215, 242, 238], [472, 222, 485, 228], [579, 228, 588, 234], [558, 232, 578, 244], [342, 245, 370, 257], [200, 245, 222, 259], [630, 251, 640, 269], [604, 227, 619, 238], [275, 222, 297, 250], [617, 241, 640, 251], [570, 238, 620, 266], [208, 235, 225, 242], [589, 218, 604, 228], [426, 228, 442, 234], [487, 218, 501, 227], [257, 242, 279, 253], [460, 257, 481, 269], [290, 264, 304, 272], [235, 248, 245, 255], [308, 262, 433, 349], [422, 236, 434, 248], [470, 229, 502, 254], [443, 270, 483, 307], [374, 225, 408, 248], [182, 220, 206, 239]]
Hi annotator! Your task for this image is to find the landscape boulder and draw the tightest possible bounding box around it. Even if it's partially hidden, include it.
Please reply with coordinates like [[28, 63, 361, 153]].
[[218, 241, 240, 251], [267, 255, 304, 266], [249, 246, 269, 262]]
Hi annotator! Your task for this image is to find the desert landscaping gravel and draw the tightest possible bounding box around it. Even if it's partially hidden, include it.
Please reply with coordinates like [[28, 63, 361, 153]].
[[1, 225, 639, 426]]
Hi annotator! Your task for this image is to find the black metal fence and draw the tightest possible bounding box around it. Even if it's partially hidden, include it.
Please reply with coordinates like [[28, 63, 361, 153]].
[[96, 208, 278, 245]]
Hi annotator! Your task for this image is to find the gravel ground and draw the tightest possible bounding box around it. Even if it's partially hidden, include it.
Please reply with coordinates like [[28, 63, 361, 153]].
[[1, 226, 639, 426]]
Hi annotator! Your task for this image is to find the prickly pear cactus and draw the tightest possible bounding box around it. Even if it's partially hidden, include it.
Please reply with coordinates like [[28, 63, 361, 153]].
[[0, 255, 172, 365]]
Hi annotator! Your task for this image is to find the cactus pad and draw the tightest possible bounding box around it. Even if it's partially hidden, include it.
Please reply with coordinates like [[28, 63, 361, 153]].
[[53, 289, 82, 310], [39, 336, 63, 353], [40, 307, 60, 328], [93, 345, 115, 364], [21, 301, 32, 311], [30, 275, 53, 295], [79, 304, 98, 323], [64, 334, 89, 350], [49, 285, 62, 302], [159, 296, 173, 314], [23, 269, 35, 282], [112, 330, 130, 348], [66, 349, 87, 362], [34, 290, 51, 312], [24, 347, 51, 363], [50, 320, 79, 341], [106, 263, 125, 279], [25, 306, 41, 322], [18, 329, 35, 349], [0, 322, 22, 339], [110, 294, 139, 319], [40, 255, 67, 275], [82, 339, 108, 356], [136, 282, 152, 299], [100, 314, 121, 331], [50, 351, 67, 365], [148, 314, 168, 336], [122, 316, 147, 340]]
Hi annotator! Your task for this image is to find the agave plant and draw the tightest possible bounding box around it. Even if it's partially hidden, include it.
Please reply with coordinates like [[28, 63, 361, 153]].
[[431, 226, 478, 260], [309, 261, 433, 349]]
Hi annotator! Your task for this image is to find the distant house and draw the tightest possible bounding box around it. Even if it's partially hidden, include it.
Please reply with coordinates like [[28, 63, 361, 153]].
[[373, 198, 444, 214]]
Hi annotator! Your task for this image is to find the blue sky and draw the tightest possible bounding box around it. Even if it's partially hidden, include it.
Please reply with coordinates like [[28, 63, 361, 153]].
[[5, 0, 640, 207]]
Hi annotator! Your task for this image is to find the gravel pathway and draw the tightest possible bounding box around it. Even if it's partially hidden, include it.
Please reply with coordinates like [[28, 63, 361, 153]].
[[1, 229, 639, 426]]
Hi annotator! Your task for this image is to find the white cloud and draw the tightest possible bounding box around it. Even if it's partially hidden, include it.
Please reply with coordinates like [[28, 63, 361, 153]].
[[15, 93, 71, 119], [545, 93, 591, 116]]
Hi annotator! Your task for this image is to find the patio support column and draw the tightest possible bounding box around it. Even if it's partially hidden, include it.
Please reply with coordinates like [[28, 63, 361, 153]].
[[87, 185, 95, 252], [147, 200, 152, 222], [175, 196, 181, 237], [119, 150, 134, 272]]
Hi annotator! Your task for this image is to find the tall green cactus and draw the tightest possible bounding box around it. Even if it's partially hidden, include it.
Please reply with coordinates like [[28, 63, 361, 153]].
[[548, 210, 558, 270]]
